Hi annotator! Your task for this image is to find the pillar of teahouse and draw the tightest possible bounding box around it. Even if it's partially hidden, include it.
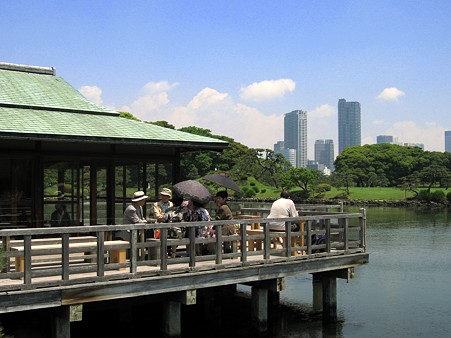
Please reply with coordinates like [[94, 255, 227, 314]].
[[322, 276, 337, 322], [251, 286, 268, 336], [51, 306, 71, 338], [163, 300, 181, 337]]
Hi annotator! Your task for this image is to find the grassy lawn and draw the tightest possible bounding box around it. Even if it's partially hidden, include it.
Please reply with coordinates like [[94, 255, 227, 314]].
[[239, 178, 447, 201], [323, 187, 415, 200]]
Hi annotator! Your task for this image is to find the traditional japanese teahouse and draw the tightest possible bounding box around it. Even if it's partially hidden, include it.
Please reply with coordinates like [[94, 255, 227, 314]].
[[0, 62, 228, 229]]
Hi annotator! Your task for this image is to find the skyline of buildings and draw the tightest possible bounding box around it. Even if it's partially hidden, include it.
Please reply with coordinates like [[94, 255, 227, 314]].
[[376, 134, 424, 150], [274, 100, 448, 172]]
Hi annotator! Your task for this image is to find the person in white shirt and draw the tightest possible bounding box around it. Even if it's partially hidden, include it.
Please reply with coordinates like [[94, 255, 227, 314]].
[[267, 190, 299, 232]]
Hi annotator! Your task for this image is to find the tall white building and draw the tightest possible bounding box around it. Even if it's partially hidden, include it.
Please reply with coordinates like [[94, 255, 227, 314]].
[[284, 110, 307, 168]]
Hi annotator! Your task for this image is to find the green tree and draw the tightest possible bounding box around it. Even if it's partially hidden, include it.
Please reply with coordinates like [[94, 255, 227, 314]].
[[119, 111, 141, 121], [151, 120, 176, 129], [279, 168, 319, 195]]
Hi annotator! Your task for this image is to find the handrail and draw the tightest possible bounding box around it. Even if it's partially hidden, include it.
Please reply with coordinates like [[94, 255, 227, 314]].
[[0, 209, 366, 290]]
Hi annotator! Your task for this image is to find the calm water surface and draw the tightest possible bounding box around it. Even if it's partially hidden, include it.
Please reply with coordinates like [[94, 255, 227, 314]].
[[275, 207, 451, 338]]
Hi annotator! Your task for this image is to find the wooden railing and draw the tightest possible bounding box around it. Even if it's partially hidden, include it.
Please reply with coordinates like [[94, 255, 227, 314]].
[[0, 208, 366, 290]]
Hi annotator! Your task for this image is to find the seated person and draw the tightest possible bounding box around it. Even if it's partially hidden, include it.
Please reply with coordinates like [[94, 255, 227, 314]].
[[267, 190, 299, 232], [50, 204, 72, 227]]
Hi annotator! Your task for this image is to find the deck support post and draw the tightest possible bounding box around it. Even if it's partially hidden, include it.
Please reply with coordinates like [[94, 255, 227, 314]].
[[322, 276, 337, 322], [163, 300, 181, 338], [312, 274, 323, 313], [251, 286, 268, 336], [51, 305, 71, 338]]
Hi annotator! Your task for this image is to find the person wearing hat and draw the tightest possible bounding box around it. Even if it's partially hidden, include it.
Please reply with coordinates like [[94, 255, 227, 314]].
[[118, 191, 148, 241], [152, 188, 173, 222]]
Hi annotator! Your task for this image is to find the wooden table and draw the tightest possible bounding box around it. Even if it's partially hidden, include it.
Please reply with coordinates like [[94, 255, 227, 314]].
[[234, 214, 262, 229]]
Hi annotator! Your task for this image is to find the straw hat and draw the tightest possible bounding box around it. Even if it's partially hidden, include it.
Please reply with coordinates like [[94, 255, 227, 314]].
[[131, 191, 148, 202], [160, 188, 172, 198]]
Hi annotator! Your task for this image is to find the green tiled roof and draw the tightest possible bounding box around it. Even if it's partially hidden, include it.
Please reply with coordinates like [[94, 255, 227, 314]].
[[0, 66, 117, 116], [0, 63, 227, 148]]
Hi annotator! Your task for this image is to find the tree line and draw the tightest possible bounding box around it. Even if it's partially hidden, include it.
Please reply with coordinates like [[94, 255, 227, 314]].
[[120, 113, 451, 199]]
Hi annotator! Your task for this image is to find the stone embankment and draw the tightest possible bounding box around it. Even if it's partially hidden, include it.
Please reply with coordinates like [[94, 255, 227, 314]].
[[239, 198, 450, 208]]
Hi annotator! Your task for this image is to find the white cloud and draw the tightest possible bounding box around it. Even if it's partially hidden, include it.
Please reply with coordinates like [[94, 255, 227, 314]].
[[188, 88, 229, 109], [120, 81, 178, 118], [239, 79, 295, 101], [307, 104, 337, 158], [117, 83, 283, 149], [307, 104, 335, 119], [372, 119, 386, 126], [79, 85, 103, 105], [385, 121, 445, 152], [377, 87, 405, 101]]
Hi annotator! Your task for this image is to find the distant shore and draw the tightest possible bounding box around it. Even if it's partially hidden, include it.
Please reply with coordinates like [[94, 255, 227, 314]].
[[237, 198, 450, 208]]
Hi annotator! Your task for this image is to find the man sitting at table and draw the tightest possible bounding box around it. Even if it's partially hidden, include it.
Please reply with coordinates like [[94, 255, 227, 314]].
[[117, 191, 148, 241], [267, 190, 300, 232]]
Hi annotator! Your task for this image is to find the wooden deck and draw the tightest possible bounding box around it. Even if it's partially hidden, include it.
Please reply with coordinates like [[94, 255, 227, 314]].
[[0, 209, 367, 305]]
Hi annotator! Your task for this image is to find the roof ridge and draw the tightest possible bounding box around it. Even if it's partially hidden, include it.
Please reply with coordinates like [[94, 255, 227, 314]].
[[0, 62, 55, 75], [0, 102, 119, 116]]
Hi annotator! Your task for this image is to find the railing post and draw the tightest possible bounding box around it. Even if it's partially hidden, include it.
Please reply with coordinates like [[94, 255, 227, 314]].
[[240, 223, 248, 262], [325, 219, 331, 253], [306, 221, 312, 255], [216, 225, 223, 265], [61, 233, 70, 280], [188, 226, 196, 268], [130, 229, 138, 274], [160, 228, 168, 270], [359, 208, 366, 250], [263, 223, 270, 260], [96, 232, 105, 277], [23, 234, 32, 284]]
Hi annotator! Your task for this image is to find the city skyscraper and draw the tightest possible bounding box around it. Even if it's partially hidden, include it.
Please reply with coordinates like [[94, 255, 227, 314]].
[[315, 139, 335, 170], [338, 98, 361, 154], [284, 110, 307, 168], [445, 131, 451, 153], [273, 141, 296, 167], [377, 135, 394, 144]]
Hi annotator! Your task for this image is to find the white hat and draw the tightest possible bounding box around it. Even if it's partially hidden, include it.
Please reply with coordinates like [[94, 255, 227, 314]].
[[160, 188, 172, 198], [131, 191, 148, 202]]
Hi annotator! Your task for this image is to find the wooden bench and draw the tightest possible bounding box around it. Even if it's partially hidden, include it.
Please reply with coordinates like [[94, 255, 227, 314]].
[[10, 240, 129, 272], [245, 228, 305, 256]]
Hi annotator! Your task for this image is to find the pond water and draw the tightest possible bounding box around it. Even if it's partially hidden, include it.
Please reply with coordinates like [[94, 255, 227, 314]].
[[275, 207, 451, 338]]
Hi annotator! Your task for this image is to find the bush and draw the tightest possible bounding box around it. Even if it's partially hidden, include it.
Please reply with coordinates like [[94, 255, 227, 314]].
[[446, 191, 451, 203], [317, 183, 332, 192], [244, 189, 256, 198], [252, 186, 259, 193], [431, 190, 445, 203], [290, 190, 310, 202], [418, 190, 431, 202]]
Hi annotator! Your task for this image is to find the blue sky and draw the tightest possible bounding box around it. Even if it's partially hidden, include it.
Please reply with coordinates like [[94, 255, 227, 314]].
[[2, 1, 450, 157]]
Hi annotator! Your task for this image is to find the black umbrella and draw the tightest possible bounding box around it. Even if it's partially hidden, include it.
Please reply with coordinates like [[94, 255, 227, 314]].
[[202, 173, 240, 192], [172, 180, 212, 205]]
